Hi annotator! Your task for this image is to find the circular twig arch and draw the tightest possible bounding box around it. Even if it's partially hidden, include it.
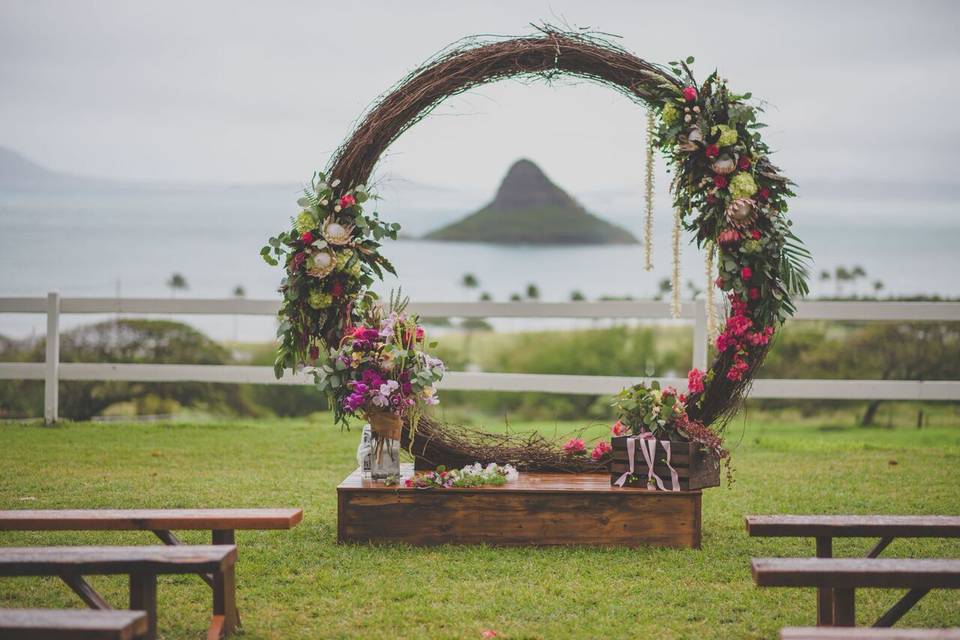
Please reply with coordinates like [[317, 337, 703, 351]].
[[269, 29, 806, 471]]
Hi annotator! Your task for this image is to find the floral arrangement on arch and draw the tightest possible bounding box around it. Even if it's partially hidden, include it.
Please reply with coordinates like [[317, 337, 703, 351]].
[[261, 176, 446, 428], [652, 57, 810, 421]]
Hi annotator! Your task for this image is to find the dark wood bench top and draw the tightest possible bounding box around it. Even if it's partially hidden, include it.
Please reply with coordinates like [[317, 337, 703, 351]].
[[746, 515, 960, 538], [0, 609, 148, 640], [752, 558, 960, 589], [781, 628, 960, 639], [0, 545, 236, 577], [0, 508, 303, 531]]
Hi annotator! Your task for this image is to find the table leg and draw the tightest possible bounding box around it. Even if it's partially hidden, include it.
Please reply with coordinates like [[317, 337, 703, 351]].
[[833, 588, 855, 627], [816, 536, 833, 626], [212, 529, 241, 631], [211, 562, 238, 639], [130, 572, 158, 640]]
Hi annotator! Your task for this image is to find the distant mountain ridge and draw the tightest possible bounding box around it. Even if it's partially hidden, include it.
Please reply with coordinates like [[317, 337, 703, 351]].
[[425, 159, 638, 245]]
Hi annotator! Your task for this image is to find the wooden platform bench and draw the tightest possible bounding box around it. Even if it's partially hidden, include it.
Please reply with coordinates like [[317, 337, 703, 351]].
[[338, 465, 702, 548], [781, 627, 960, 639], [0, 608, 148, 640], [746, 515, 960, 625], [0, 545, 237, 640], [752, 558, 960, 628]]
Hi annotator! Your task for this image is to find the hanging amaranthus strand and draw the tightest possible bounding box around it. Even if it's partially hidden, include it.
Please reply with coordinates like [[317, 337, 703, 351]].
[[705, 242, 718, 341], [644, 110, 655, 272], [671, 206, 682, 319]]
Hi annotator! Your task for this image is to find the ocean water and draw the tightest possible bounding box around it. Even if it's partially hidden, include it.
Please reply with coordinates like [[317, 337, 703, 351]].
[[1, 186, 959, 342]]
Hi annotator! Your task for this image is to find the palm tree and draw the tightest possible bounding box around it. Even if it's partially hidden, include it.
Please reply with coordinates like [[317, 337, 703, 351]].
[[654, 277, 672, 301], [525, 283, 540, 300], [479, 292, 492, 302], [509, 293, 522, 302], [232, 285, 246, 342], [834, 266, 851, 297], [570, 290, 586, 302], [166, 273, 188, 298], [872, 280, 885, 297], [850, 265, 866, 296], [686, 280, 702, 300], [460, 273, 479, 301]]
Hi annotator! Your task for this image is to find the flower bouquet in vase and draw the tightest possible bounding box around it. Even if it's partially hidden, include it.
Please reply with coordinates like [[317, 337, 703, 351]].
[[314, 293, 445, 481]]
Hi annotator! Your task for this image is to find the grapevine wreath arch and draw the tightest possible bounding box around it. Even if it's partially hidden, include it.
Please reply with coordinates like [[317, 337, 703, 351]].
[[263, 29, 810, 472]]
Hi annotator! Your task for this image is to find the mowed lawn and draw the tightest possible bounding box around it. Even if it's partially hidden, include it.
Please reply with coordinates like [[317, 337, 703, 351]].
[[1, 414, 959, 639]]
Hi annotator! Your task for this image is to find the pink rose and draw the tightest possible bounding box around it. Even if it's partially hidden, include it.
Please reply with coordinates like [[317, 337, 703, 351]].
[[563, 438, 586, 455], [740, 266, 753, 281], [591, 441, 612, 461], [705, 144, 720, 159], [339, 194, 356, 209], [611, 420, 628, 437], [682, 86, 698, 102]]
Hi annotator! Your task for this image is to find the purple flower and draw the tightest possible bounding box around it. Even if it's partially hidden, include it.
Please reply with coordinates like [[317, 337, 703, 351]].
[[401, 382, 413, 395]]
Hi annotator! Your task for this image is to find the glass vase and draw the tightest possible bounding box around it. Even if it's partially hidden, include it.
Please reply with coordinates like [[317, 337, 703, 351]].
[[367, 411, 402, 482]]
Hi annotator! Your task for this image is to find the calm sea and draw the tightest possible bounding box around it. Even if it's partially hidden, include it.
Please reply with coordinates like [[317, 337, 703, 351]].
[[2, 185, 958, 342]]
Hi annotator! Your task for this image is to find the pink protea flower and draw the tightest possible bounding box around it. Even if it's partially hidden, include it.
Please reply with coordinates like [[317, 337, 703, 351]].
[[591, 441, 612, 461], [563, 438, 586, 455]]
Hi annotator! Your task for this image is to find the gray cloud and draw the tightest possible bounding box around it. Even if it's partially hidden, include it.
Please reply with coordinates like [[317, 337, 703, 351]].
[[1, 0, 958, 198]]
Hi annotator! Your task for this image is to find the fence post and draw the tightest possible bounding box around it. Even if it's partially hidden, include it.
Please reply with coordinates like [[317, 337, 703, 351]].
[[692, 299, 708, 373], [44, 291, 60, 424]]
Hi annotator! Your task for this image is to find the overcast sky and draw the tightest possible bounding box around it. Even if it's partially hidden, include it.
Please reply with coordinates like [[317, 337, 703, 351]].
[[2, 0, 958, 197]]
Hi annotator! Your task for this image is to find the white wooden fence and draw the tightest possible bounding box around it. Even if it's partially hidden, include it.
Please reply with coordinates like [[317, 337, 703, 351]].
[[1, 293, 959, 423]]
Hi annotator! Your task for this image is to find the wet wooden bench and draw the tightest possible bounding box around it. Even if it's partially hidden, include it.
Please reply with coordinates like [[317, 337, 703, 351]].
[[752, 558, 960, 628], [781, 627, 960, 639], [0, 545, 237, 640], [0, 608, 149, 640], [746, 515, 960, 625]]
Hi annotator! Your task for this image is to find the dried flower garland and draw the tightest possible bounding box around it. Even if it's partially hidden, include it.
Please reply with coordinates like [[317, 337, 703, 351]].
[[265, 29, 809, 470]]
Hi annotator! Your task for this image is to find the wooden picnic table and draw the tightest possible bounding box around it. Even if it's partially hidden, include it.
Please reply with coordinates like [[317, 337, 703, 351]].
[[0, 608, 149, 640], [0, 545, 237, 640], [746, 515, 960, 625], [752, 557, 960, 628]]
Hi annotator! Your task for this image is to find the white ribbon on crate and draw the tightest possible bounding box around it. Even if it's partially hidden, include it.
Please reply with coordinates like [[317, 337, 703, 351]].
[[613, 432, 681, 491]]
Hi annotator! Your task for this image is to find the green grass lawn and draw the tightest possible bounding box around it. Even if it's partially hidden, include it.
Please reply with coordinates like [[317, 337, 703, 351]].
[[1, 414, 959, 639]]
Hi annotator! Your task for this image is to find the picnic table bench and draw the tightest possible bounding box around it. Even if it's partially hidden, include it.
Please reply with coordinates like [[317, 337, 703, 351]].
[[746, 515, 960, 625], [0, 608, 148, 640], [752, 558, 960, 628], [781, 628, 960, 639], [0, 545, 237, 640]]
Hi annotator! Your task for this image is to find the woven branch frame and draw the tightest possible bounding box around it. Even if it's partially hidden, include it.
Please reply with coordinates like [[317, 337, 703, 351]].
[[324, 30, 764, 471]]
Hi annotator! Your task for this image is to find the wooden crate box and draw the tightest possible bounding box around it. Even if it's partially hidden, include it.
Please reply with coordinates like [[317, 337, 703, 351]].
[[610, 436, 720, 491]]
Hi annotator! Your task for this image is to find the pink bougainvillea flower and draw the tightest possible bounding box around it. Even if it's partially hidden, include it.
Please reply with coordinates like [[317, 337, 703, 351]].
[[682, 86, 698, 102], [591, 441, 612, 461], [563, 438, 586, 454], [687, 368, 706, 394]]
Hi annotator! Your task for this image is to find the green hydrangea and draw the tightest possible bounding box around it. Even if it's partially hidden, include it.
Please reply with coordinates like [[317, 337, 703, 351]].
[[661, 102, 680, 126], [294, 211, 316, 235], [349, 261, 362, 278], [729, 172, 758, 199], [712, 124, 738, 147], [307, 290, 333, 309], [743, 239, 762, 254], [335, 250, 352, 270]]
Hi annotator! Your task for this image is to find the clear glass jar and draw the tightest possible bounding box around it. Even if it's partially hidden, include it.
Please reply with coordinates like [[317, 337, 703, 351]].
[[369, 429, 400, 481]]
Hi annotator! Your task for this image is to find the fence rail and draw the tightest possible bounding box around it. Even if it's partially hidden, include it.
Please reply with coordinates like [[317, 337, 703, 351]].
[[2, 293, 959, 423]]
